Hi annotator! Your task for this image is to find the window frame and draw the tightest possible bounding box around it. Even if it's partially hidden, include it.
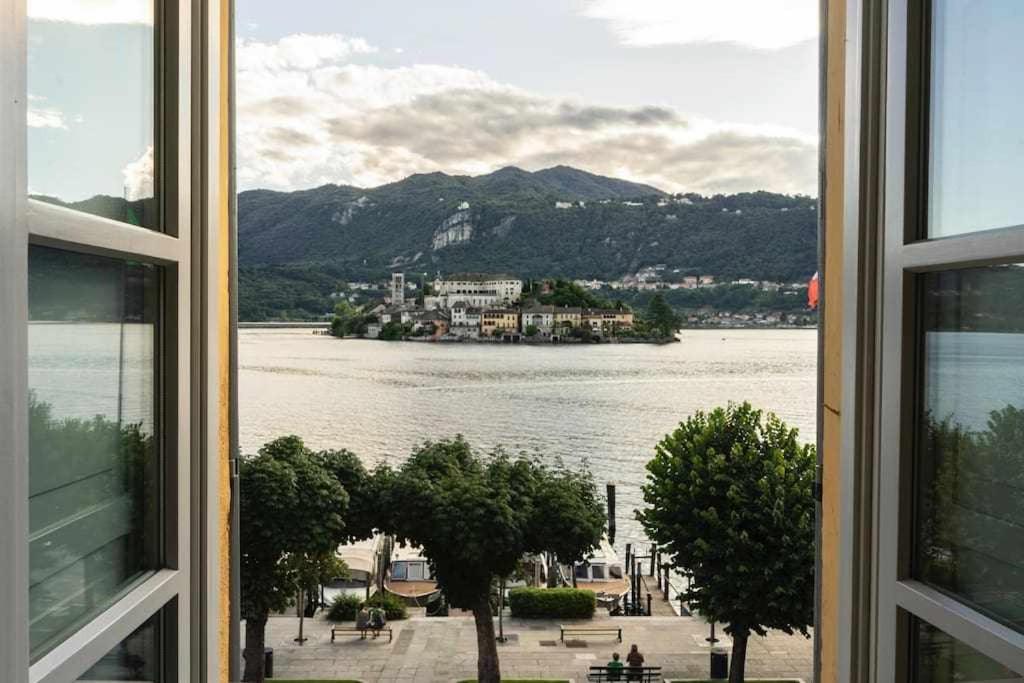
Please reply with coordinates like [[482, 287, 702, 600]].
[[874, 0, 1024, 678], [0, 0, 231, 679]]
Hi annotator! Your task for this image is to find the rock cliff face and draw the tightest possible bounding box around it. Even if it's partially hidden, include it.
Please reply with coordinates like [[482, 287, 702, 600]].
[[236, 165, 818, 283], [432, 210, 474, 250]]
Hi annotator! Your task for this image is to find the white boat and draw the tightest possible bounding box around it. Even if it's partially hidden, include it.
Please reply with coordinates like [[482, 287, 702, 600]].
[[384, 544, 442, 606], [567, 538, 631, 609], [321, 535, 384, 607]]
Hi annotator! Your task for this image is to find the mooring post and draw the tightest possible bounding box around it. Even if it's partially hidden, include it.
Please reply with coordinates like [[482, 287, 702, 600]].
[[646, 592, 652, 616], [650, 545, 657, 576]]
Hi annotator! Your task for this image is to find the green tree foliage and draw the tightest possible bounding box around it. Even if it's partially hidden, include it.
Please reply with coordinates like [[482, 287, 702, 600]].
[[330, 301, 376, 338], [534, 279, 613, 309], [645, 293, 681, 338], [377, 438, 605, 682], [524, 324, 539, 337], [240, 436, 350, 682], [377, 321, 409, 340], [638, 403, 815, 683]]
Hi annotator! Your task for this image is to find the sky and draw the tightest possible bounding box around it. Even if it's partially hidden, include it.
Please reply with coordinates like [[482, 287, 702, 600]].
[[235, 0, 820, 195], [26, 0, 820, 201]]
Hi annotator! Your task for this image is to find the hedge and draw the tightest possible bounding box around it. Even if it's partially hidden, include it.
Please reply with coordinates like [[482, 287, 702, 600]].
[[326, 592, 408, 621], [364, 592, 408, 620], [508, 588, 596, 619], [326, 594, 361, 622]]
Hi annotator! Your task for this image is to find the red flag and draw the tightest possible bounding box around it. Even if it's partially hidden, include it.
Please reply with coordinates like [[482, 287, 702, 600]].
[[808, 271, 820, 310]]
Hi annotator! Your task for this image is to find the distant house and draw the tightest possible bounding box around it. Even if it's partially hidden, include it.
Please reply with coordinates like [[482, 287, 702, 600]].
[[380, 306, 415, 325], [450, 303, 482, 338], [520, 304, 555, 336], [481, 309, 518, 337], [554, 201, 573, 209], [553, 306, 582, 330], [582, 308, 634, 333]]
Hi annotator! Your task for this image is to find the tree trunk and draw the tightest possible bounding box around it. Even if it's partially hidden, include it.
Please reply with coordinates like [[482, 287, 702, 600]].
[[296, 589, 306, 643], [471, 594, 502, 683], [729, 628, 749, 683], [243, 614, 268, 683]]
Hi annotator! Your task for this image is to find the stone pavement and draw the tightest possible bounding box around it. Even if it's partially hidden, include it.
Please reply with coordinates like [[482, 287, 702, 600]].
[[260, 612, 813, 682]]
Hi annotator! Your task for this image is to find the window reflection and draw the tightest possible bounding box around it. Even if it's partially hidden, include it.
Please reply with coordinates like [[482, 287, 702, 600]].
[[916, 264, 1024, 634], [28, 245, 160, 659], [914, 619, 1022, 682], [27, 0, 157, 229], [78, 611, 162, 682], [927, 1, 1024, 237]]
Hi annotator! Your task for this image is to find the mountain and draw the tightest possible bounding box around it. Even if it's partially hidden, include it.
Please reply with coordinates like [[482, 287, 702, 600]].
[[237, 165, 817, 287]]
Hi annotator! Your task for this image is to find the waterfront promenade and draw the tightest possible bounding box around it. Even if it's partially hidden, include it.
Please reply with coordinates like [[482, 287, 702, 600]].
[[260, 612, 813, 682]]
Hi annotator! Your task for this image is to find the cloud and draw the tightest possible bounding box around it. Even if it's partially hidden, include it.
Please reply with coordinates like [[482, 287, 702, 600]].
[[122, 145, 154, 201], [581, 0, 817, 50], [237, 33, 817, 195], [27, 95, 67, 129], [28, 0, 153, 25]]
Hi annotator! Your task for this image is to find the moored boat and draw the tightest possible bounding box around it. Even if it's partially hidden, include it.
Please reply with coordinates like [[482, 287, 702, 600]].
[[384, 544, 442, 606]]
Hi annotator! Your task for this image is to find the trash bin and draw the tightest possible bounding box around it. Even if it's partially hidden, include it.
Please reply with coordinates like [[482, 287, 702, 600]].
[[710, 646, 729, 679], [264, 648, 274, 678]]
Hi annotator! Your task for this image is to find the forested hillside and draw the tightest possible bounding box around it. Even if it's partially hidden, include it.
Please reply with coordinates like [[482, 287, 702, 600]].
[[236, 166, 817, 318]]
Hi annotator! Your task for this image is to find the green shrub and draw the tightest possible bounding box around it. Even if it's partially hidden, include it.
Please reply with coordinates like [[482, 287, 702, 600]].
[[364, 592, 408, 620], [326, 594, 362, 622], [508, 588, 596, 619]]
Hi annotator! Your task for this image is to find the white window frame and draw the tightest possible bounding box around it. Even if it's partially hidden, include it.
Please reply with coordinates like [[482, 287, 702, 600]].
[[0, 0, 230, 680], [840, 0, 1024, 679]]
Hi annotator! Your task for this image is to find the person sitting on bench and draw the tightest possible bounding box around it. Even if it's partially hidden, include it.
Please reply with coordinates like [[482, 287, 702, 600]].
[[369, 606, 386, 639], [355, 605, 371, 640], [626, 644, 645, 681], [606, 652, 624, 681]]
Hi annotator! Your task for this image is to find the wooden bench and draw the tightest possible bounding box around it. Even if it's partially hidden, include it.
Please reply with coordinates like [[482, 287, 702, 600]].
[[330, 625, 393, 642], [587, 665, 662, 682], [560, 625, 622, 642]]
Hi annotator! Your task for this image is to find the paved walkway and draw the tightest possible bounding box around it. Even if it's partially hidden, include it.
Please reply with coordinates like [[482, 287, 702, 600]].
[[260, 612, 813, 682]]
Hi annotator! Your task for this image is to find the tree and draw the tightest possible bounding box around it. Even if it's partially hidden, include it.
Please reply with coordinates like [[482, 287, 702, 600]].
[[645, 293, 680, 338], [240, 436, 350, 682], [379, 438, 605, 682], [525, 324, 539, 337], [637, 403, 815, 683]]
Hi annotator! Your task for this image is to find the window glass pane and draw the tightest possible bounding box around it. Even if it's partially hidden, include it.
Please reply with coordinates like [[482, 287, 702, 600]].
[[927, 2, 1024, 238], [915, 264, 1024, 633], [914, 619, 1022, 682], [407, 562, 424, 581], [28, 245, 161, 659], [591, 565, 606, 580], [27, 0, 158, 229], [78, 610, 163, 682], [575, 564, 589, 580], [391, 562, 407, 580]]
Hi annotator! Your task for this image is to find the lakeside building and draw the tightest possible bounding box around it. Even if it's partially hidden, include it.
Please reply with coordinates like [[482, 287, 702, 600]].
[[582, 308, 635, 333], [553, 306, 582, 330], [520, 304, 556, 336], [481, 309, 519, 337], [431, 273, 523, 309]]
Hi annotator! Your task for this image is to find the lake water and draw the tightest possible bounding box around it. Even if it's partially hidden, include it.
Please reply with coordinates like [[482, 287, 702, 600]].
[[240, 328, 819, 551]]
